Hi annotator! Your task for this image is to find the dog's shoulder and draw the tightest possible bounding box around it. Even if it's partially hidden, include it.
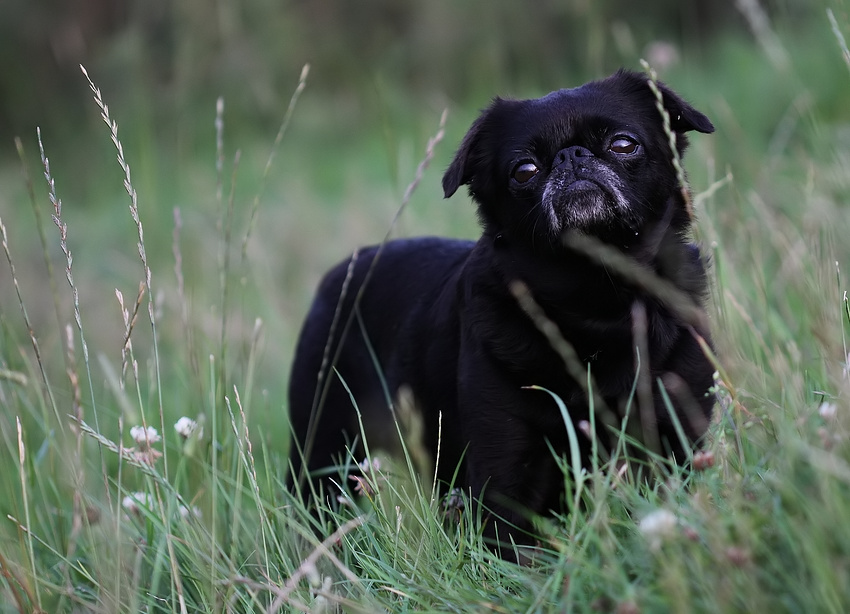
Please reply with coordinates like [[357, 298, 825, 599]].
[[654, 239, 711, 303]]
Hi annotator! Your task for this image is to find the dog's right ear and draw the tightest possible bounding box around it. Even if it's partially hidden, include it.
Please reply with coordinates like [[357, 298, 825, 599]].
[[442, 114, 484, 198], [442, 100, 503, 199]]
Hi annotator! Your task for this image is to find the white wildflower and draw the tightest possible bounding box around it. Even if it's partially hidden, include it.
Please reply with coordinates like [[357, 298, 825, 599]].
[[358, 456, 382, 472], [819, 402, 838, 420], [311, 576, 334, 613], [130, 425, 161, 447], [127, 425, 162, 464], [178, 504, 202, 520], [303, 561, 321, 588], [174, 416, 199, 439], [644, 40, 680, 72], [349, 456, 386, 497], [693, 450, 715, 471], [336, 494, 355, 508], [639, 509, 678, 551], [122, 492, 151, 515], [349, 475, 375, 497]]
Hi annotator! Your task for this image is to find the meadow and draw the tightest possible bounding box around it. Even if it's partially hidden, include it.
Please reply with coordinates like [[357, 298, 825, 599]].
[[2, 2, 850, 612]]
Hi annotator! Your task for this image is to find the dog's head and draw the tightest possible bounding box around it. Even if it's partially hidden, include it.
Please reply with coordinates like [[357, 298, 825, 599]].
[[443, 70, 713, 250]]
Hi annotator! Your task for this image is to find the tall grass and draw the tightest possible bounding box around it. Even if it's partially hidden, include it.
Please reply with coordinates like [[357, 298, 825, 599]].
[[1, 8, 850, 614]]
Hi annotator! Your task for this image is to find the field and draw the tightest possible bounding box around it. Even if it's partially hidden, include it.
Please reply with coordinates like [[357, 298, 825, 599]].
[[2, 2, 850, 612]]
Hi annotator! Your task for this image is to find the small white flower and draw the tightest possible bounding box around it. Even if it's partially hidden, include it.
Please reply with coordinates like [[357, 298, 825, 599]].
[[303, 561, 321, 588], [174, 416, 199, 439], [311, 576, 334, 613], [644, 40, 680, 72], [122, 492, 151, 515], [127, 425, 163, 464], [819, 402, 838, 420], [358, 457, 381, 472], [349, 457, 386, 497], [130, 425, 161, 446], [336, 494, 355, 507], [178, 504, 202, 520], [639, 509, 678, 551]]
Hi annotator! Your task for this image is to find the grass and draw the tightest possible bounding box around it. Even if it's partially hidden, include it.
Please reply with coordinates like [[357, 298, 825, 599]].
[[2, 7, 850, 613]]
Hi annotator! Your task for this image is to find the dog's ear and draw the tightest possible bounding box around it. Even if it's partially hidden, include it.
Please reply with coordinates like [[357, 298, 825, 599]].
[[657, 82, 714, 135], [443, 112, 485, 198], [443, 99, 505, 199], [616, 70, 714, 136]]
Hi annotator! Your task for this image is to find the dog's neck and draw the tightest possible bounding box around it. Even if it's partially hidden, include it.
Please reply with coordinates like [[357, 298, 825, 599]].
[[485, 199, 703, 309], [626, 195, 679, 264], [490, 195, 690, 267]]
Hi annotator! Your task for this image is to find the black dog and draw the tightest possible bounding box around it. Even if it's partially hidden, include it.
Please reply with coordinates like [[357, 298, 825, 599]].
[[288, 69, 716, 556]]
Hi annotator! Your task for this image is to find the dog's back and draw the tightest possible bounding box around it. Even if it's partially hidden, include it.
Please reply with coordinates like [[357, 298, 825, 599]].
[[287, 237, 473, 488]]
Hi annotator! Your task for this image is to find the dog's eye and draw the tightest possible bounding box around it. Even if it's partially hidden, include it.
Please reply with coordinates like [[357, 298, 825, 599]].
[[609, 137, 639, 155], [512, 162, 539, 183]]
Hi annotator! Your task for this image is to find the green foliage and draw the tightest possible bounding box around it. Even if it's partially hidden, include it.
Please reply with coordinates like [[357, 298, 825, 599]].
[[2, 2, 850, 612]]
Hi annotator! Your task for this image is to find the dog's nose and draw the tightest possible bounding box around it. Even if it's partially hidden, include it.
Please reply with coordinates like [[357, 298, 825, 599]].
[[553, 145, 593, 171]]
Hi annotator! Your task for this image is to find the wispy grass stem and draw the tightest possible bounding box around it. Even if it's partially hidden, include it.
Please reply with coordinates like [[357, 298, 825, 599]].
[[16, 417, 41, 610], [80, 64, 168, 472]]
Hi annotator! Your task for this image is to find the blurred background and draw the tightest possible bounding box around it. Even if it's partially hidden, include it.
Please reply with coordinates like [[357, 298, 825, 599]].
[[0, 0, 848, 436]]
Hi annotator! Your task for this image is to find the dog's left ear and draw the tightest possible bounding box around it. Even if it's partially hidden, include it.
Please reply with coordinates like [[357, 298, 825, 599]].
[[658, 82, 714, 135], [617, 70, 714, 135]]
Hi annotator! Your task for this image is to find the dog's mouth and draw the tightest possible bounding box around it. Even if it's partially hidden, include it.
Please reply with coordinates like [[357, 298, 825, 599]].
[[563, 178, 599, 193], [541, 170, 633, 238]]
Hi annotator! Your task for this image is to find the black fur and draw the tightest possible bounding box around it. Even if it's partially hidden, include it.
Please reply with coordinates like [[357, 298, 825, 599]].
[[288, 70, 716, 557]]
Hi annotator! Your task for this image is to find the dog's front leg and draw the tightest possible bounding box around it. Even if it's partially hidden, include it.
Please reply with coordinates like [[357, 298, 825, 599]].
[[458, 353, 566, 561]]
